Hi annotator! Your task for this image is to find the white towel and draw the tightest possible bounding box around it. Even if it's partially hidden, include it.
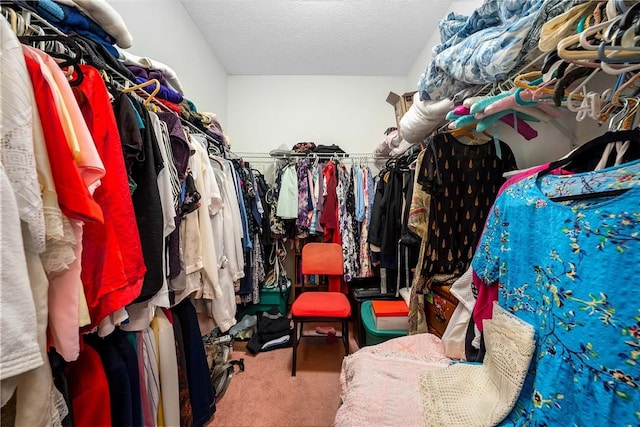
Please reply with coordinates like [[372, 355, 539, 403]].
[[400, 94, 454, 144]]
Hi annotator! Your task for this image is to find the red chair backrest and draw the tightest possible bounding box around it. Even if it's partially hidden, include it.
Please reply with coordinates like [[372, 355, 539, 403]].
[[301, 243, 344, 276]]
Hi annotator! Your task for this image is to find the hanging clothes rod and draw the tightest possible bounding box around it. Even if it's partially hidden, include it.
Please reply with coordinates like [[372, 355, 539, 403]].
[[234, 152, 388, 161]]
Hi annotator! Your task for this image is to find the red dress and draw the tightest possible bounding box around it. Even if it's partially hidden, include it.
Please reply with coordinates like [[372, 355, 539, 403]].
[[320, 161, 341, 245], [23, 54, 103, 224], [65, 343, 112, 427], [74, 65, 146, 327]]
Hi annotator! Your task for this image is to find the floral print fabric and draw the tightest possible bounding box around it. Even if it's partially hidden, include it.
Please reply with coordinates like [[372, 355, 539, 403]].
[[337, 165, 359, 282], [417, 0, 585, 101], [357, 166, 374, 278], [296, 158, 312, 234], [472, 161, 640, 426]]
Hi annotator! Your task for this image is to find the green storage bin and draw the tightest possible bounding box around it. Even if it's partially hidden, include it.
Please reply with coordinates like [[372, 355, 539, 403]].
[[361, 300, 407, 346], [243, 286, 290, 316]]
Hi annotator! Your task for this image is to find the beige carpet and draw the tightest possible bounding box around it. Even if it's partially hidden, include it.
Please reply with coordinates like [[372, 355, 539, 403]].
[[207, 323, 358, 427]]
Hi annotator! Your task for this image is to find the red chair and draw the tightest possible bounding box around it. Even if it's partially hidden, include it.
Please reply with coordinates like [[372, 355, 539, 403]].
[[291, 243, 351, 376]]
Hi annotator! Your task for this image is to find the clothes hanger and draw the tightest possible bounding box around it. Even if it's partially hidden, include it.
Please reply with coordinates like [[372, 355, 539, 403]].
[[539, 128, 640, 175], [541, 128, 640, 201], [538, 2, 595, 52], [601, 59, 640, 75], [551, 66, 593, 106], [2, 6, 18, 33], [19, 33, 86, 86], [609, 71, 640, 106], [122, 78, 161, 106], [619, 0, 640, 30], [558, 10, 623, 62], [449, 127, 477, 140]]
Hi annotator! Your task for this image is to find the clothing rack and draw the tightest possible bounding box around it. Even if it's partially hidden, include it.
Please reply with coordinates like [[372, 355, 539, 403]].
[[3, 1, 228, 157], [235, 151, 388, 162]]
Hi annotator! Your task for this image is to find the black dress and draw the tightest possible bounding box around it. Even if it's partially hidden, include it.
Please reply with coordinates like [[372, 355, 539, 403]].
[[417, 132, 517, 276]]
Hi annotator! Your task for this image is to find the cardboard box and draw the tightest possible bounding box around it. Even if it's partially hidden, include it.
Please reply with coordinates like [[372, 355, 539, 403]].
[[371, 300, 409, 331], [386, 91, 417, 130]]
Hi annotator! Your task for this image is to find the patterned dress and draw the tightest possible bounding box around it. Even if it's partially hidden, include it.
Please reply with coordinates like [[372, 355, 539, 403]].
[[337, 164, 359, 282], [473, 160, 640, 426]]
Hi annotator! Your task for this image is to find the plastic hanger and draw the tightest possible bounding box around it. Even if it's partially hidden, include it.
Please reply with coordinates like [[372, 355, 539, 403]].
[[609, 71, 640, 106], [542, 128, 640, 201], [539, 129, 640, 175], [564, 68, 602, 113], [558, 12, 623, 61], [601, 60, 640, 75], [122, 78, 161, 106], [2, 7, 18, 33], [619, 0, 640, 30], [552, 66, 593, 106], [19, 33, 85, 86], [538, 2, 594, 52]]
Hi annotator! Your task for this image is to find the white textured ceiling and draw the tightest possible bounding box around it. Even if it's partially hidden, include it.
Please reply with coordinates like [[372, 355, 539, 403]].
[[181, 0, 453, 76]]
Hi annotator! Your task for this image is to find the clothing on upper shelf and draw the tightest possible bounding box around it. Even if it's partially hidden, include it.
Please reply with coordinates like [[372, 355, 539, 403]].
[[418, 0, 584, 101]]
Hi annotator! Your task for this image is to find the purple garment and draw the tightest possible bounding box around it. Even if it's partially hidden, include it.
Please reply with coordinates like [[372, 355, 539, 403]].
[[158, 112, 191, 279], [128, 65, 147, 78], [127, 66, 172, 90], [157, 113, 190, 179], [135, 77, 184, 104], [148, 71, 171, 90], [315, 162, 325, 234]]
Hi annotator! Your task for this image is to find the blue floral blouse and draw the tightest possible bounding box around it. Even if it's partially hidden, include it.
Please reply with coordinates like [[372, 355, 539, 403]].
[[472, 160, 640, 426]]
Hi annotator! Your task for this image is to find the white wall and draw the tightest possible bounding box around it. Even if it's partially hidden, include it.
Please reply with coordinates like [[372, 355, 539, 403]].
[[108, 0, 228, 124], [227, 75, 406, 153]]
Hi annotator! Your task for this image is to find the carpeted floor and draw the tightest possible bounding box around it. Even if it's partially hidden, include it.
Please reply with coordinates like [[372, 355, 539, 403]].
[[207, 323, 358, 427]]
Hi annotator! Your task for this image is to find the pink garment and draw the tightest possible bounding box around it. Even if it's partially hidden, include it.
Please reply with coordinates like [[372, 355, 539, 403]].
[[47, 220, 83, 361], [25, 47, 105, 190], [374, 129, 401, 156], [335, 333, 450, 427], [481, 92, 521, 117], [453, 105, 470, 115], [22, 48, 90, 362], [499, 113, 538, 140]]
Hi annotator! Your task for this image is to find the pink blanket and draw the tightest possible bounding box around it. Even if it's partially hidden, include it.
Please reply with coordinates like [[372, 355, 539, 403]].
[[335, 334, 450, 426]]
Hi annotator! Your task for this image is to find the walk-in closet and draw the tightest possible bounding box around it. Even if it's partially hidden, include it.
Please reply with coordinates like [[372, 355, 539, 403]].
[[1, 0, 639, 426]]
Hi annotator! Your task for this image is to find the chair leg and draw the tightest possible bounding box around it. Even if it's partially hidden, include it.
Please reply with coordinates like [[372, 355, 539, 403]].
[[343, 320, 349, 356], [292, 319, 298, 376]]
